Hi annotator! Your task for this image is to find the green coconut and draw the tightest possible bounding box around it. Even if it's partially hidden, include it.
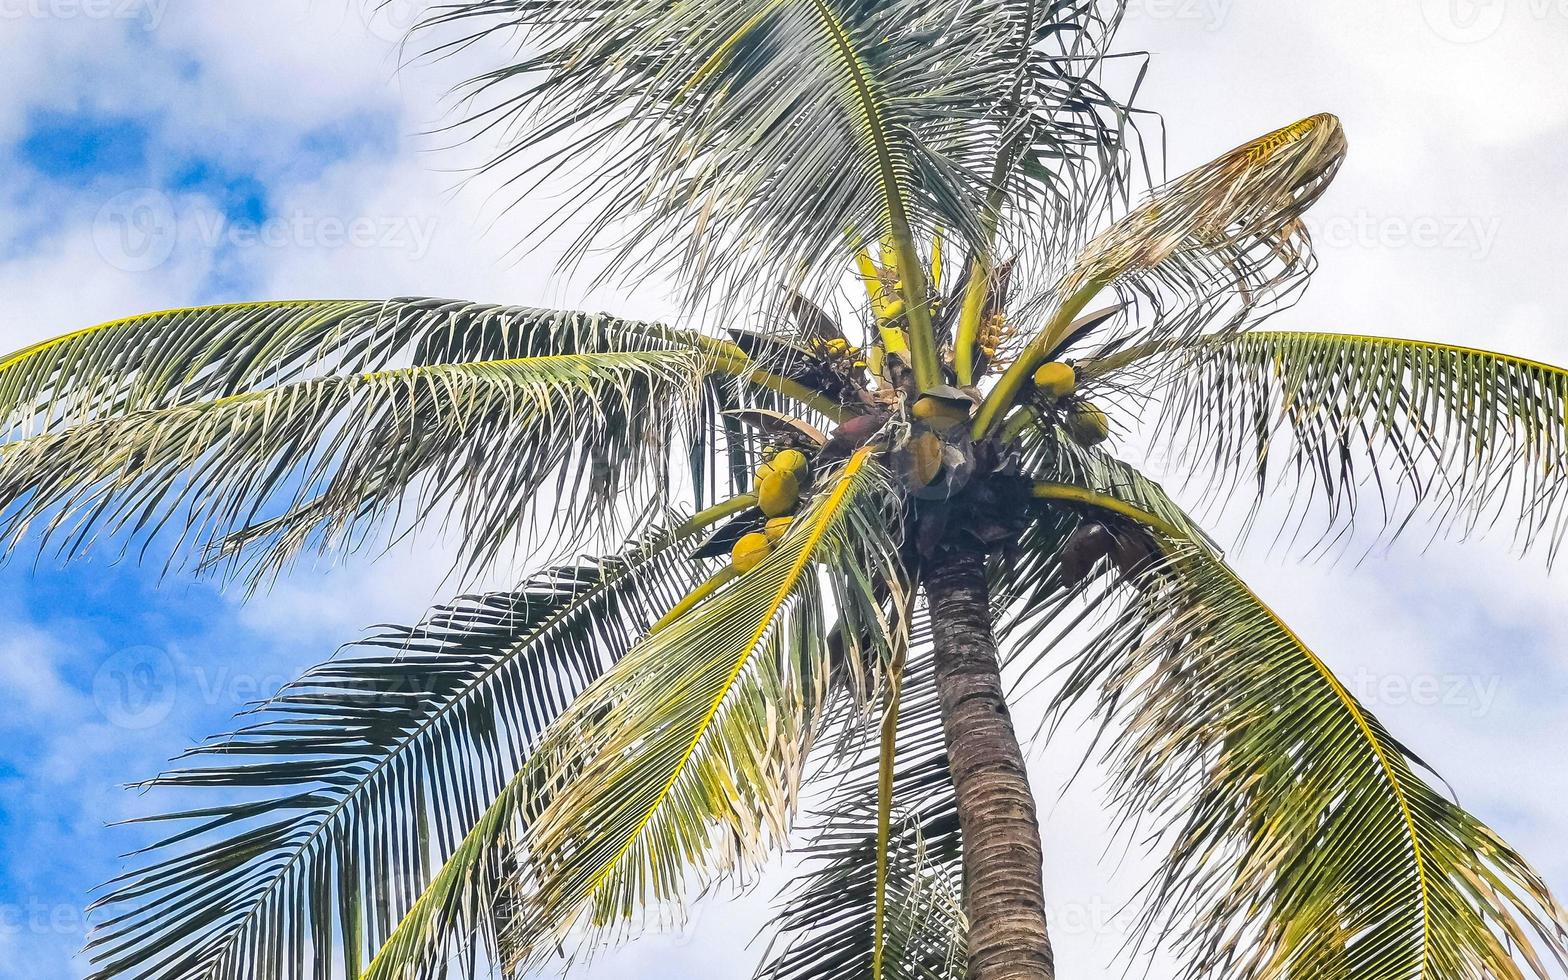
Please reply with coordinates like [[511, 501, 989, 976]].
[[1064, 401, 1111, 447]]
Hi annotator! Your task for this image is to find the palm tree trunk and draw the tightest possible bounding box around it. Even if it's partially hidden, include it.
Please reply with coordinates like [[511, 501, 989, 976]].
[[924, 545, 1053, 980]]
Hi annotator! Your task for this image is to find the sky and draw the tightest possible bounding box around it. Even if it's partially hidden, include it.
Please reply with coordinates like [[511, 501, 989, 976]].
[[0, 1, 1565, 978]]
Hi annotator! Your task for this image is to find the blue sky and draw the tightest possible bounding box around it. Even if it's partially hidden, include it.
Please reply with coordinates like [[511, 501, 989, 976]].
[[1, 2, 1567, 979]]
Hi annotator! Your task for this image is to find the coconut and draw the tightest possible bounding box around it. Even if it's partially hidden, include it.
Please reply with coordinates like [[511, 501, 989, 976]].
[[1032, 361, 1077, 400], [1064, 401, 1111, 447], [911, 397, 969, 421], [731, 532, 772, 573], [910, 431, 944, 486], [911, 385, 973, 434], [770, 449, 809, 479], [759, 470, 802, 517], [1058, 524, 1113, 587], [764, 516, 794, 543]]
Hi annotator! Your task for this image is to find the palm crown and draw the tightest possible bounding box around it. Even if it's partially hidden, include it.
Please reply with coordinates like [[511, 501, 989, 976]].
[[11, 1, 1566, 979]]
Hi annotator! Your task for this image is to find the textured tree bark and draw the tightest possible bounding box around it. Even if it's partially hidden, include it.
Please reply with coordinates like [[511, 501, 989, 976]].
[[924, 545, 1053, 980]]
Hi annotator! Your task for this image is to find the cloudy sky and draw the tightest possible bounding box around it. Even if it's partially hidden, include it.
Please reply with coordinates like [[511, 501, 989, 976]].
[[0, 1, 1565, 978]]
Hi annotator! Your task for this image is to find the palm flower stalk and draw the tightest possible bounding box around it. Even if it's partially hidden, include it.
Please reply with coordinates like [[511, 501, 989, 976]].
[[4, 3, 1566, 979]]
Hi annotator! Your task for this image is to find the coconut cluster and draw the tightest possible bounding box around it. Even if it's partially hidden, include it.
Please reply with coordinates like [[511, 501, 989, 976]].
[[1030, 361, 1109, 448], [730, 449, 809, 573]]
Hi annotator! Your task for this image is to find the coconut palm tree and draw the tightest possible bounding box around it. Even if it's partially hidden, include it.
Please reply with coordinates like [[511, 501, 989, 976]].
[[11, 1, 1565, 978]]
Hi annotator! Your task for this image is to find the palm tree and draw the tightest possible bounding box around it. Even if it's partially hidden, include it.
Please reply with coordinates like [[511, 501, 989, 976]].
[[9, 1, 1564, 978]]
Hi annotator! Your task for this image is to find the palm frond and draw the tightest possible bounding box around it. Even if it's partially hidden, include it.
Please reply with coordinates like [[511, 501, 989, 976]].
[[975, 114, 1346, 437], [1069, 112, 1344, 311], [0, 299, 701, 434], [952, 0, 1143, 382], [408, 0, 1136, 309], [488, 449, 900, 971], [757, 646, 964, 980], [84, 520, 714, 980], [0, 298, 852, 536], [1018, 425, 1208, 541], [1143, 330, 1568, 560], [1023, 466, 1568, 979], [0, 349, 705, 580]]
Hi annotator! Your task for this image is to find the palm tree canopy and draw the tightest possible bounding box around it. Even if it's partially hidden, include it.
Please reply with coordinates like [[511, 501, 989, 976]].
[[0, 3, 1560, 980]]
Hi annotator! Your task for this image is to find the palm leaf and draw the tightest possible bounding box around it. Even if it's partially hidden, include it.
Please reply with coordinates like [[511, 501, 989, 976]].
[[408, 0, 1136, 312], [505, 448, 900, 968], [1140, 330, 1568, 559], [0, 349, 706, 580], [362, 450, 903, 978], [757, 645, 964, 980], [0, 299, 703, 434], [83, 519, 715, 980], [975, 114, 1348, 437], [1027, 472, 1568, 979], [0, 298, 848, 529], [951, 0, 1140, 381]]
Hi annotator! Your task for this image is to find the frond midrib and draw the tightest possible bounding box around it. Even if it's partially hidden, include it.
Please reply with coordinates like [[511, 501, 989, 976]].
[[134, 550, 659, 979], [1031, 462, 1437, 973], [577, 446, 874, 902], [1199, 553, 1434, 974]]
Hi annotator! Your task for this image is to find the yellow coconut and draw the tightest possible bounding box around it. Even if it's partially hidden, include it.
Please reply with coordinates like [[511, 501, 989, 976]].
[[1032, 361, 1077, 400], [910, 430, 944, 486], [911, 386, 972, 434], [1064, 401, 1111, 447], [764, 516, 794, 543], [759, 469, 802, 517], [756, 448, 808, 485], [770, 448, 809, 479], [914, 402, 965, 435], [731, 532, 772, 574], [911, 397, 969, 423]]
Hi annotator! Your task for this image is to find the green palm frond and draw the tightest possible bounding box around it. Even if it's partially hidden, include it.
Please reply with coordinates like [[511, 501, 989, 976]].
[[498, 449, 901, 971], [84, 519, 716, 980], [1134, 330, 1568, 559], [361, 451, 904, 979], [975, 114, 1348, 437], [409, 0, 1136, 311], [0, 298, 850, 525], [757, 647, 964, 980], [1024, 468, 1568, 979], [0, 348, 705, 579], [0, 299, 704, 433], [951, 0, 1143, 382], [1019, 427, 1208, 542]]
